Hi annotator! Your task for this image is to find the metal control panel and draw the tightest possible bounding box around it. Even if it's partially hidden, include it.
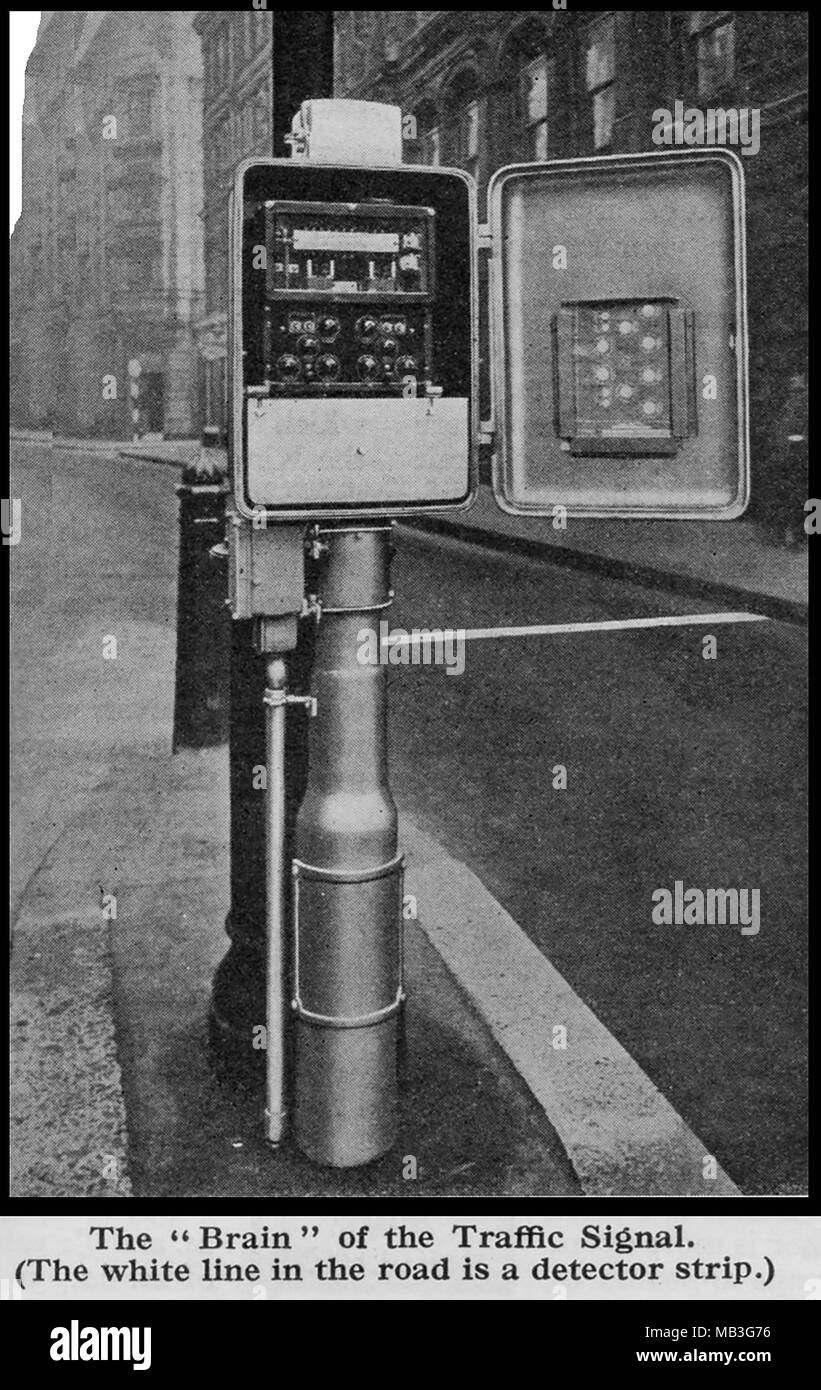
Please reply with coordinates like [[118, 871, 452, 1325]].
[[264, 202, 433, 396], [553, 297, 696, 456], [231, 160, 477, 521]]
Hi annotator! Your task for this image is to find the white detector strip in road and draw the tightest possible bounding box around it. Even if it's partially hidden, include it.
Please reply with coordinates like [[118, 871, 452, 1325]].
[[385, 610, 768, 648]]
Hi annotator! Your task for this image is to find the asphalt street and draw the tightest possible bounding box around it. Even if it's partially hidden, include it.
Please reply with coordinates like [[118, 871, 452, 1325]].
[[9, 439, 807, 1194], [389, 528, 807, 1194]]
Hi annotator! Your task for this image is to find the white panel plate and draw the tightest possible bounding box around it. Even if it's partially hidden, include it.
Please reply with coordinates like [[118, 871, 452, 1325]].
[[247, 396, 469, 508]]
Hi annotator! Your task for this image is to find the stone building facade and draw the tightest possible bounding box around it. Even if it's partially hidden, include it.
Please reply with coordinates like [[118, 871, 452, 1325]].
[[193, 9, 274, 444], [10, 10, 204, 438], [334, 11, 808, 515]]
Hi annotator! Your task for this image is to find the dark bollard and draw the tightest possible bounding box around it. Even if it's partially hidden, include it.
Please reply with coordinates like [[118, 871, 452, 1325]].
[[209, 617, 268, 1087], [172, 455, 231, 751]]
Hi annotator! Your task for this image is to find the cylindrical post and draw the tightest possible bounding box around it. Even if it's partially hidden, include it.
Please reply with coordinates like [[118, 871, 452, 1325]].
[[263, 655, 288, 1144], [293, 525, 403, 1168]]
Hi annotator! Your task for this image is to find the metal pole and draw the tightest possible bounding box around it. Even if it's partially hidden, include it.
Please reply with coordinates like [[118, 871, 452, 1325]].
[[262, 656, 288, 1145], [209, 606, 309, 1095], [254, 619, 316, 1143], [272, 13, 334, 157], [293, 524, 404, 1168]]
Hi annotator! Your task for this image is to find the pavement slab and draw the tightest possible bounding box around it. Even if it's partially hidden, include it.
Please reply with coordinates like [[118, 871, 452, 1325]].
[[10, 911, 131, 1199]]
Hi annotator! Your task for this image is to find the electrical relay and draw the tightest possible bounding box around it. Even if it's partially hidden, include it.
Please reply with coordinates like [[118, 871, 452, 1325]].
[[262, 201, 435, 397]]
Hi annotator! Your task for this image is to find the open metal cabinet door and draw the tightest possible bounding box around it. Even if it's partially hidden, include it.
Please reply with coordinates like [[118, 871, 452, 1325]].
[[487, 150, 749, 519]]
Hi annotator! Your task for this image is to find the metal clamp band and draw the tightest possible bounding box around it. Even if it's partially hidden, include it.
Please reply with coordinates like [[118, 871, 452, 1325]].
[[176, 484, 226, 497], [263, 689, 318, 716], [292, 853, 404, 884], [291, 853, 405, 1029], [320, 602, 394, 615], [312, 524, 395, 537], [291, 993, 406, 1031], [320, 590, 394, 615]]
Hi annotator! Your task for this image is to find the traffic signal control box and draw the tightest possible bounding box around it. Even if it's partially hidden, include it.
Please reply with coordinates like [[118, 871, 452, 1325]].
[[231, 160, 477, 521], [231, 146, 748, 523]]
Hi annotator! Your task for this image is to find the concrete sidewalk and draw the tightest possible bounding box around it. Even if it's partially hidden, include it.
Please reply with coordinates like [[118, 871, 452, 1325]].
[[10, 429, 201, 468], [37, 430, 804, 623], [10, 741, 581, 1198]]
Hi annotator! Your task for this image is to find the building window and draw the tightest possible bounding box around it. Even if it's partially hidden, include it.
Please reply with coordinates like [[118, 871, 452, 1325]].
[[689, 12, 735, 98], [498, 22, 558, 163], [253, 8, 270, 49], [521, 54, 551, 160], [592, 86, 615, 150], [336, 12, 380, 90], [205, 141, 218, 188], [214, 27, 229, 89], [444, 74, 481, 180], [116, 180, 158, 218], [206, 243, 229, 315], [465, 100, 480, 168], [254, 90, 269, 146], [124, 89, 154, 141], [205, 31, 228, 97], [205, 357, 227, 435], [115, 251, 158, 293], [215, 118, 229, 177], [423, 125, 441, 165], [584, 13, 616, 150], [235, 108, 247, 159], [405, 101, 440, 166]]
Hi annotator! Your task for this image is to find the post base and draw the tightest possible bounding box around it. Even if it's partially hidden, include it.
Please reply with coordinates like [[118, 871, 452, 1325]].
[[294, 1015, 399, 1168]]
